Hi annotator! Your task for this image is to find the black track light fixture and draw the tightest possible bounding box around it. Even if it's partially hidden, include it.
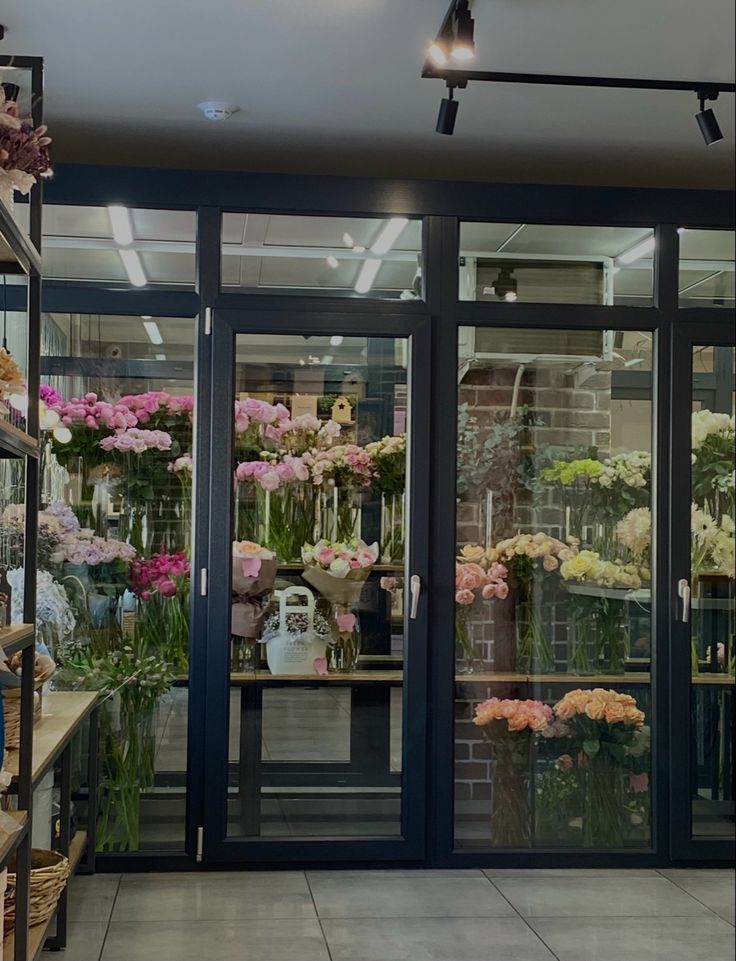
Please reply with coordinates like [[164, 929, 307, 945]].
[[1, 81, 19, 102], [492, 266, 518, 302], [695, 88, 723, 145], [436, 84, 459, 135]]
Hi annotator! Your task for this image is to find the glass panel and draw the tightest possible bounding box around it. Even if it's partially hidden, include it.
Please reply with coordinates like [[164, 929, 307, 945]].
[[221, 214, 422, 299], [0, 456, 29, 626], [227, 332, 407, 838], [459, 223, 654, 305], [40, 204, 196, 288], [1, 273, 29, 433], [40, 312, 195, 851], [454, 326, 653, 850], [689, 344, 735, 838], [679, 229, 735, 308]]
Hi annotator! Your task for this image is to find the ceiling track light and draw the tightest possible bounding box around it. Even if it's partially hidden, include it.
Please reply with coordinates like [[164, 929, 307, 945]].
[[695, 88, 723, 145], [436, 84, 460, 135], [423, 2, 735, 143]]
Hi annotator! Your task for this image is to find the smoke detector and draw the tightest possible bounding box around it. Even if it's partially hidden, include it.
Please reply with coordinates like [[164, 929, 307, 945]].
[[197, 101, 240, 122]]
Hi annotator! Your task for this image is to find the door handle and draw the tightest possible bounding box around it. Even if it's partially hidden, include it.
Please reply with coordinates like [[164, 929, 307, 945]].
[[409, 574, 422, 620], [677, 578, 691, 623]]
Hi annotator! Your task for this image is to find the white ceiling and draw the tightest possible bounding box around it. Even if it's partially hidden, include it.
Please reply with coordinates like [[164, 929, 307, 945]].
[[2, 0, 735, 189]]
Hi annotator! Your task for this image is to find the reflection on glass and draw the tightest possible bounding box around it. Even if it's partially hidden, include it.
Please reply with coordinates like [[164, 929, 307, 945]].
[[454, 326, 653, 849], [1, 274, 29, 432], [690, 345, 735, 838], [679, 229, 735, 308], [458, 223, 654, 305], [221, 214, 422, 299], [228, 333, 407, 838], [36, 313, 195, 851]]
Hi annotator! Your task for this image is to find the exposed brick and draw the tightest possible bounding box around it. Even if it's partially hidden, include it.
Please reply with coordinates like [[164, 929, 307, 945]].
[[534, 389, 596, 410], [472, 781, 494, 801], [454, 781, 471, 801], [455, 761, 491, 781]]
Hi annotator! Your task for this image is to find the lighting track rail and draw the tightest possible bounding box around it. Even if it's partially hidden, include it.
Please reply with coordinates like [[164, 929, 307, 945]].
[[424, 0, 736, 141]]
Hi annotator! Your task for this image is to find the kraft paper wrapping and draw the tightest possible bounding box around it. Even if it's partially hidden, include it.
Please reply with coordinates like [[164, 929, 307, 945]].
[[302, 565, 369, 607], [231, 558, 277, 639]]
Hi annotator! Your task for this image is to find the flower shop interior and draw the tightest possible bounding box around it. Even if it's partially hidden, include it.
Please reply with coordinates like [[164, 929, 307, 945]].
[[1, 3, 735, 960]]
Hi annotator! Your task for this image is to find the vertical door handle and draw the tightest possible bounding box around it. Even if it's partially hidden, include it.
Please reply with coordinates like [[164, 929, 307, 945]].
[[409, 574, 422, 620], [677, 578, 691, 623]]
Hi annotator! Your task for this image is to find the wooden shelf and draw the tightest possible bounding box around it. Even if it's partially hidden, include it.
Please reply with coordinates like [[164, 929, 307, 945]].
[[0, 419, 39, 460], [455, 672, 652, 685], [0, 811, 28, 867], [691, 674, 735, 686], [0, 624, 36, 657], [232, 670, 403, 684], [6, 692, 99, 788]]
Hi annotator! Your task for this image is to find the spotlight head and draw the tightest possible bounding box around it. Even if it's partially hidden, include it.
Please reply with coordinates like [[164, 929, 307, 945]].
[[451, 0, 475, 61], [436, 87, 458, 135], [492, 267, 518, 302], [1, 82, 20, 102], [695, 89, 723, 146]]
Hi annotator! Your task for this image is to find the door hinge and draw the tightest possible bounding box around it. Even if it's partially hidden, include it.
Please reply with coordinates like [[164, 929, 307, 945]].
[[200, 567, 208, 596], [196, 826, 204, 862], [204, 307, 212, 335]]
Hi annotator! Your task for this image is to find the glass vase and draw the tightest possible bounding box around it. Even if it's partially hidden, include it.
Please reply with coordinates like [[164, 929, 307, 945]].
[[516, 597, 554, 675], [455, 606, 479, 675], [231, 635, 257, 673], [597, 597, 629, 675], [265, 482, 317, 561], [236, 482, 266, 544], [567, 594, 599, 675], [582, 753, 626, 848], [328, 603, 360, 673], [319, 487, 362, 544], [490, 738, 532, 848], [380, 492, 405, 564], [117, 497, 153, 555]]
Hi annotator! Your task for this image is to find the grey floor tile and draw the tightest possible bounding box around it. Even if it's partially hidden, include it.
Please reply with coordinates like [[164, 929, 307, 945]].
[[529, 915, 736, 961], [309, 875, 516, 918], [493, 876, 714, 917], [322, 916, 556, 961], [308, 869, 485, 879], [41, 920, 109, 961], [67, 873, 120, 925], [658, 867, 735, 878], [112, 871, 315, 921], [101, 919, 330, 961], [483, 868, 661, 878], [665, 872, 736, 923]]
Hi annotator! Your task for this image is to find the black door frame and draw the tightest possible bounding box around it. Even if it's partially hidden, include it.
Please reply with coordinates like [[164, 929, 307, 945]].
[[198, 306, 432, 863], [669, 317, 736, 862]]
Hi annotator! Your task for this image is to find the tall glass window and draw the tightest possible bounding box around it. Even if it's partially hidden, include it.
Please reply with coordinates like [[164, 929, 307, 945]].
[[679, 229, 735, 308], [459, 223, 655, 305], [40, 312, 195, 851], [221, 213, 423, 299], [454, 326, 653, 850]]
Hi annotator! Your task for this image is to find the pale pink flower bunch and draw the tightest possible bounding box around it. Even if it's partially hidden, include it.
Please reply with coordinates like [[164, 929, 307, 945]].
[[301, 538, 379, 576], [62, 531, 136, 566], [54, 393, 138, 431], [118, 391, 194, 423], [168, 453, 193, 474], [275, 415, 342, 453], [487, 532, 577, 572], [100, 428, 172, 453], [455, 560, 509, 605], [235, 455, 310, 491], [305, 444, 376, 488], [473, 697, 553, 732], [234, 398, 290, 434]]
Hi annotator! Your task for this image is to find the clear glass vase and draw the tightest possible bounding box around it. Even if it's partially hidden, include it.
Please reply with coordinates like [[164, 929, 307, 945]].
[[265, 482, 317, 561], [380, 492, 405, 564], [582, 754, 626, 848], [455, 606, 479, 675], [319, 487, 362, 544], [328, 603, 361, 672], [490, 738, 532, 848], [515, 597, 554, 675]]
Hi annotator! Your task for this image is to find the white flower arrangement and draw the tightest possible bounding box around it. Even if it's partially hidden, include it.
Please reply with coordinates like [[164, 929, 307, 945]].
[[592, 451, 651, 490], [616, 507, 652, 558], [691, 410, 735, 451], [7, 567, 76, 638], [692, 504, 735, 577]]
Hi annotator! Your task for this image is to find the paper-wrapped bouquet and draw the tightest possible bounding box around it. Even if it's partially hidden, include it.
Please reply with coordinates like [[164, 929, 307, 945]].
[[231, 541, 277, 638], [301, 538, 379, 607]]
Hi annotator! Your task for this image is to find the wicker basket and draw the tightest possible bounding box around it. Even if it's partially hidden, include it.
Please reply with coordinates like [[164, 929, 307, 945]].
[[4, 849, 70, 934], [2, 689, 42, 750]]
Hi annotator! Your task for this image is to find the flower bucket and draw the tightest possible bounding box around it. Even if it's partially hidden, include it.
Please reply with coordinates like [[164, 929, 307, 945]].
[[263, 586, 326, 676]]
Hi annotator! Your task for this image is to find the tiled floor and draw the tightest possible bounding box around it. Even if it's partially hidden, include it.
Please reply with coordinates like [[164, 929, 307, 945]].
[[41, 867, 735, 961]]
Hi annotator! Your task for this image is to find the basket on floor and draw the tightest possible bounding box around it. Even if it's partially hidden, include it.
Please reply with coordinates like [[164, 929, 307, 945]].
[[3, 849, 70, 934]]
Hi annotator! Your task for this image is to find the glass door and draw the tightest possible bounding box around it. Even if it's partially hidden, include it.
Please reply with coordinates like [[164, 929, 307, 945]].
[[200, 309, 429, 861], [670, 321, 735, 859]]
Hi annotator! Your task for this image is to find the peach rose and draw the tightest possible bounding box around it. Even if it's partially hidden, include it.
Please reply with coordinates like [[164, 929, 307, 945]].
[[584, 696, 608, 721]]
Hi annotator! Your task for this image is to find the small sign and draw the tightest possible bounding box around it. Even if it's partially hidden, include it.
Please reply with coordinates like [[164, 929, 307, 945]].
[[331, 396, 352, 423], [291, 394, 318, 418]]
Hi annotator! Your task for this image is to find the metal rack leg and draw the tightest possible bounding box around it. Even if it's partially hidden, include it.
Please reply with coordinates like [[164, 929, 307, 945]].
[[44, 746, 71, 952], [81, 707, 99, 874]]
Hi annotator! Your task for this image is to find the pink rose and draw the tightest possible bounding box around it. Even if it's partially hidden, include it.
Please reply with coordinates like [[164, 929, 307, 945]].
[[259, 471, 281, 492], [495, 581, 509, 599], [159, 579, 178, 597], [240, 557, 262, 578], [336, 612, 356, 633], [455, 589, 475, 605], [315, 546, 336, 565], [482, 583, 498, 599], [556, 754, 574, 772]]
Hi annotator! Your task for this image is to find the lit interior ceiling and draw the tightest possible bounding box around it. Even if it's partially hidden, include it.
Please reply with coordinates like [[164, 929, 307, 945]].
[[1, 0, 734, 188]]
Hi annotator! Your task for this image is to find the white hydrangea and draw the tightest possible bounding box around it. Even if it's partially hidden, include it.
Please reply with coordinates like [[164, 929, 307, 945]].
[[692, 410, 735, 450]]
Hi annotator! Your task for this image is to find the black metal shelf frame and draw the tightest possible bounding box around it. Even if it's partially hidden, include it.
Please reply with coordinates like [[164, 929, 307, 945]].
[[33, 160, 736, 872]]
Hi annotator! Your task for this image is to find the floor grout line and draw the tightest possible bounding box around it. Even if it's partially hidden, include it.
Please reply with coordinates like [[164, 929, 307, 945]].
[[483, 875, 562, 961], [98, 873, 123, 961], [656, 872, 734, 923], [304, 870, 334, 961]]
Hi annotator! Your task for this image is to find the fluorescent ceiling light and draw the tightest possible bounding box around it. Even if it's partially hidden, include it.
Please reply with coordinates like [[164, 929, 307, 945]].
[[141, 314, 153, 320], [119, 249, 147, 287], [326, 255, 339, 268], [355, 258, 382, 294], [371, 218, 409, 255], [342, 232, 354, 247], [352, 244, 366, 254], [617, 235, 655, 265], [108, 205, 134, 246], [143, 319, 163, 345], [330, 335, 344, 347]]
